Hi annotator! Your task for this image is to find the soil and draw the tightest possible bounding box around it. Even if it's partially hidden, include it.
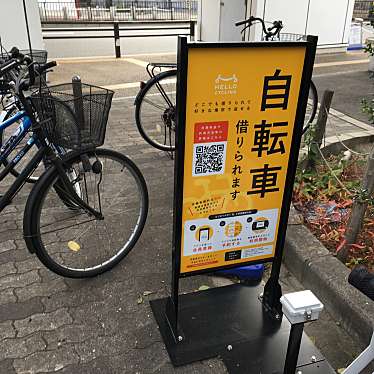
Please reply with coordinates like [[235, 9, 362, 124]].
[[292, 152, 374, 272]]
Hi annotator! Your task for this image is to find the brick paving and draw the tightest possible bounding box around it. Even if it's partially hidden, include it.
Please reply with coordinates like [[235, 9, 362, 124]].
[[0, 80, 228, 372]]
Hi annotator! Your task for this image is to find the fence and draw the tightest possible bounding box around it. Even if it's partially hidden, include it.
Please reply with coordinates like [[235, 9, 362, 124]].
[[42, 21, 196, 57], [353, 0, 374, 20], [39, 1, 198, 23]]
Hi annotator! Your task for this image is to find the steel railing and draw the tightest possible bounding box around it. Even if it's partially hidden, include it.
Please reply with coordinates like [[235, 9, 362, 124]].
[[353, 0, 374, 20], [42, 20, 196, 57], [39, 1, 198, 23]]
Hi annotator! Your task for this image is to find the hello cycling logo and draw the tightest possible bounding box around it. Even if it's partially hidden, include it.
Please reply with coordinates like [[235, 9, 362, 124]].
[[214, 74, 238, 95]]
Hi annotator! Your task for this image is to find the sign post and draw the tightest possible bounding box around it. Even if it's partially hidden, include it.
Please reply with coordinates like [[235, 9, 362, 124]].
[[151, 36, 335, 373]]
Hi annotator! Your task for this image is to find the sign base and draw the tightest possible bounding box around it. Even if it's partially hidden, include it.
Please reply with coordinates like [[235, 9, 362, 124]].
[[150, 283, 335, 373]]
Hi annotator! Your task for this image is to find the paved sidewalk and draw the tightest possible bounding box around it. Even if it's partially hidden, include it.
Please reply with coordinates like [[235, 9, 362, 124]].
[[0, 54, 373, 373]]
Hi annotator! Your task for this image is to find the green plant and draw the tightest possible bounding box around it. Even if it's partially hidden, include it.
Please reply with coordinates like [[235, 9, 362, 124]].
[[364, 42, 374, 56], [294, 155, 362, 202], [363, 43, 374, 120]]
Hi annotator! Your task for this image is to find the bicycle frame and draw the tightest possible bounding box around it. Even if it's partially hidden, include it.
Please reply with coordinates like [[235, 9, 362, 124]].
[[0, 133, 45, 211], [0, 109, 47, 211], [0, 110, 34, 163], [0, 110, 103, 219]]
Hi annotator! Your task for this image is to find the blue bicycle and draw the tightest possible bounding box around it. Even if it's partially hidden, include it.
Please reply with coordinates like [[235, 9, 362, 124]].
[[0, 48, 148, 278], [0, 50, 54, 183]]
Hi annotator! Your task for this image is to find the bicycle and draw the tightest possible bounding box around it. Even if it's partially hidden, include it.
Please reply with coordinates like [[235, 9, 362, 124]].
[[134, 62, 177, 151], [235, 16, 318, 134], [0, 49, 55, 183], [134, 17, 318, 152], [0, 49, 149, 278]]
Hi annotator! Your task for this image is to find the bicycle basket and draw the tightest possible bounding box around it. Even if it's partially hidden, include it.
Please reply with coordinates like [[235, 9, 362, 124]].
[[20, 49, 48, 64], [277, 33, 307, 42], [31, 83, 114, 150]]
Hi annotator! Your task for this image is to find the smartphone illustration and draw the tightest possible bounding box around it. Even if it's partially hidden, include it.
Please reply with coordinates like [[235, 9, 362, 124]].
[[252, 219, 269, 231], [198, 227, 210, 241]]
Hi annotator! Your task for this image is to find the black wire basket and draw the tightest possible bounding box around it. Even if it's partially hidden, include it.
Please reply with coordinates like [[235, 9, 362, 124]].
[[277, 33, 307, 42], [31, 82, 114, 150], [20, 50, 49, 88], [20, 49, 48, 64], [264, 33, 307, 42]]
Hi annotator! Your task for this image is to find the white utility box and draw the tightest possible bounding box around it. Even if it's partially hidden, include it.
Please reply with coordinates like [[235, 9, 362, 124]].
[[198, 0, 247, 42], [280, 290, 324, 325]]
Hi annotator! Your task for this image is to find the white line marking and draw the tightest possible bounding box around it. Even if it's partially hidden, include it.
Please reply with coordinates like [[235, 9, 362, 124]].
[[105, 82, 141, 90], [113, 91, 176, 101], [104, 79, 176, 91], [124, 58, 148, 67], [113, 95, 136, 101]]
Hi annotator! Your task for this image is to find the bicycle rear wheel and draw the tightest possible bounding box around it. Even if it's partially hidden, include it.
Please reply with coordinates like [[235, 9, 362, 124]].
[[135, 69, 177, 151], [23, 148, 148, 278]]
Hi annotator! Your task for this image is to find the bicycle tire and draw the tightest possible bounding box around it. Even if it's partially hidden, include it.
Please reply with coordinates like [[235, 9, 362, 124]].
[[135, 69, 177, 151], [23, 148, 149, 278], [303, 81, 318, 134]]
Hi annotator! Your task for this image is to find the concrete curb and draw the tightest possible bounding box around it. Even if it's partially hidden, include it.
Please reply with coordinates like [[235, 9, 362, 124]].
[[283, 219, 374, 347]]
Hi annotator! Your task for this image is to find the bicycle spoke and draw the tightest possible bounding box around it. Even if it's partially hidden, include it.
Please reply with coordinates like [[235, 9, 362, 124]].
[[29, 149, 148, 277], [142, 97, 168, 111]]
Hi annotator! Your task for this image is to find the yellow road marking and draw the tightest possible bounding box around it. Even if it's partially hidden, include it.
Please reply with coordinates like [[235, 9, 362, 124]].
[[57, 57, 148, 67], [314, 59, 369, 68], [55, 52, 175, 64]]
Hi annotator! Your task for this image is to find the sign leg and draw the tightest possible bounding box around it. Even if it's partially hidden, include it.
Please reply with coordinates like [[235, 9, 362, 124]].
[[263, 260, 283, 319]]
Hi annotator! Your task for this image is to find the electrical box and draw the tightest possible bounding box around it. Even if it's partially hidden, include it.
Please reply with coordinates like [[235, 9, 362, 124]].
[[280, 290, 324, 325]]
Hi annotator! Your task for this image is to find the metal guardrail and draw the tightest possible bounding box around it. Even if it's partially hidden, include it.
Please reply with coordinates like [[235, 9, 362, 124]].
[[353, 0, 374, 20], [39, 1, 198, 23], [42, 21, 196, 58]]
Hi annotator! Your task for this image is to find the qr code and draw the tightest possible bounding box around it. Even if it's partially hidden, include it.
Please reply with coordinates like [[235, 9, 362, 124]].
[[193, 143, 226, 176]]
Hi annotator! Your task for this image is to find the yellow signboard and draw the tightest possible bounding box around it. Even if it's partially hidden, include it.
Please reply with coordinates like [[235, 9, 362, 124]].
[[175, 41, 313, 275]]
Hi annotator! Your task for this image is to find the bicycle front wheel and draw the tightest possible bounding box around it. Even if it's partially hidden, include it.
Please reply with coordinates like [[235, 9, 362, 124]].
[[135, 69, 177, 151], [23, 148, 148, 278]]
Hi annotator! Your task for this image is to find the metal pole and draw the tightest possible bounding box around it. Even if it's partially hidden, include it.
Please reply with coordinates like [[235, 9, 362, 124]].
[[307, 89, 334, 170], [72, 76, 85, 131], [283, 323, 304, 374], [262, 35, 319, 320], [189, 20, 195, 41], [22, 0, 33, 60], [113, 22, 121, 58]]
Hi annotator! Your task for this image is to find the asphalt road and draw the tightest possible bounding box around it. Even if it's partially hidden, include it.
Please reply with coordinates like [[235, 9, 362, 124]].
[[313, 50, 373, 123]]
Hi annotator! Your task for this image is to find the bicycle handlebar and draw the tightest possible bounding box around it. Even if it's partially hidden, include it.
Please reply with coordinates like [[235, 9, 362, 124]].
[[235, 16, 283, 40], [0, 46, 57, 123], [36, 60, 57, 74], [0, 47, 34, 87], [235, 19, 249, 27], [0, 47, 57, 91]]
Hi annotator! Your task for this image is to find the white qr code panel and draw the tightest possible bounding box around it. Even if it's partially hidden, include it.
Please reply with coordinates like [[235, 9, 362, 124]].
[[192, 141, 227, 176]]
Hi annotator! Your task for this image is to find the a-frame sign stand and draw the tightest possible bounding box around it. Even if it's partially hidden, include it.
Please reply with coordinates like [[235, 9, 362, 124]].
[[151, 36, 336, 373]]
